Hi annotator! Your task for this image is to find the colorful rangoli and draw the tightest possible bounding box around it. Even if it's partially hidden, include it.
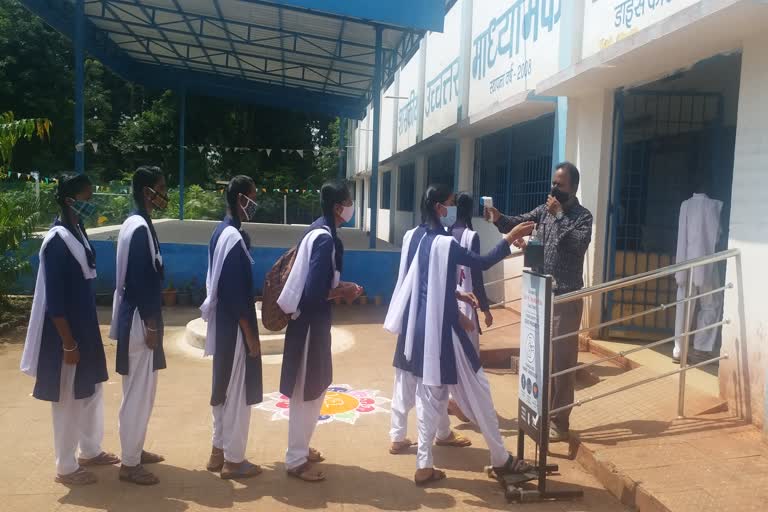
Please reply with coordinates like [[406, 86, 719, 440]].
[[255, 384, 390, 425]]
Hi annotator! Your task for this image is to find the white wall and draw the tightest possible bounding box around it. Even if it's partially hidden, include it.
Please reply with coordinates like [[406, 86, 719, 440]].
[[397, 43, 425, 151], [565, 90, 615, 329], [721, 33, 768, 432]]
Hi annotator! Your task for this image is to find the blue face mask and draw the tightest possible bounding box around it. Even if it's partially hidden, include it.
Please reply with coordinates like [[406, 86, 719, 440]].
[[440, 205, 457, 228], [70, 199, 96, 220]]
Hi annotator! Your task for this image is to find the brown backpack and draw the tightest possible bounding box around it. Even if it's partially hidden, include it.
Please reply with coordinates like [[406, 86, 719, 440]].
[[261, 246, 298, 332]]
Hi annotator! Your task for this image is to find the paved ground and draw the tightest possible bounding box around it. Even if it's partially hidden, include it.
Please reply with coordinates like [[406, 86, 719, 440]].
[[87, 220, 399, 251], [0, 306, 627, 512]]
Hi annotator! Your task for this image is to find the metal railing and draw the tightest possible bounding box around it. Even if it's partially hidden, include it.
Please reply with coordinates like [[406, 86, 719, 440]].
[[551, 248, 743, 418], [484, 251, 524, 330]]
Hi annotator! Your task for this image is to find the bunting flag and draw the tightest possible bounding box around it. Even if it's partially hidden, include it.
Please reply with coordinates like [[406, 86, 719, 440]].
[[296, 150, 304, 158]]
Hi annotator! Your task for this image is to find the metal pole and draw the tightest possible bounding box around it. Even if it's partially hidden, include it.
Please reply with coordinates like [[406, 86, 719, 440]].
[[677, 268, 695, 418], [734, 253, 752, 423], [338, 118, 346, 180], [178, 88, 186, 220], [74, 0, 85, 174], [369, 25, 383, 249], [283, 194, 287, 225]]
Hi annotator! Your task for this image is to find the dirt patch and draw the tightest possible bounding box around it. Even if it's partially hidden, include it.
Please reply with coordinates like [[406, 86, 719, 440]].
[[0, 296, 31, 343]]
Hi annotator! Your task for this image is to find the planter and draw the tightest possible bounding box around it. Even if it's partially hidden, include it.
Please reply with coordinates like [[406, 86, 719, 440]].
[[162, 289, 177, 307], [177, 293, 192, 306], [95, 293, 113, 307], [358, 295, 368, 305], [333, 297, 343, 305], [373, 296, 383, 306]]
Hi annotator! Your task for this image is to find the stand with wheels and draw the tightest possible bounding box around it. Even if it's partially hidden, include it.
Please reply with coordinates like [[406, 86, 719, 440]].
[[493, 271, 583, 503]]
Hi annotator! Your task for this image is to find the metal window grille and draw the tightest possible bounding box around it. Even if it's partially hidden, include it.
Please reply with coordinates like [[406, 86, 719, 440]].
[[397, 163, 415, 211]]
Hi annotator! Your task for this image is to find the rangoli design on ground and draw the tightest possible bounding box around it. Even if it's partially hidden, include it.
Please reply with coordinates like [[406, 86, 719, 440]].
[[255, 384, 390, 425]]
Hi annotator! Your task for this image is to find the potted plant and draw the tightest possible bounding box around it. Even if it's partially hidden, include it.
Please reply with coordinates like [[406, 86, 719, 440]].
[[190, 278, 206, 306], [177, 280, 192, 306], [162, 279, 177, 307]]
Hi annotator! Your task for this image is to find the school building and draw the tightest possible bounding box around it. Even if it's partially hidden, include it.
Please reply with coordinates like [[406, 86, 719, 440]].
[[344, 0, 768, 433]]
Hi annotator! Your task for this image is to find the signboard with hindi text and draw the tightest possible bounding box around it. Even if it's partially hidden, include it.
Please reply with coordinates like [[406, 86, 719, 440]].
[[396, 44, 423, 153], [582, 0, 701, 59], [422, 0, 463, 139], [469, 0, 563, 118], [517, 270, 552, 441]]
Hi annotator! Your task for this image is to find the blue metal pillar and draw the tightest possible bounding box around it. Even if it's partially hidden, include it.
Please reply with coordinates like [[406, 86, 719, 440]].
[[178, 88, 187, 220], [369, 26, 383, 249], [338, 118, 346, 180], [74, 0, 85, 174], [552, 97, 568, 167]]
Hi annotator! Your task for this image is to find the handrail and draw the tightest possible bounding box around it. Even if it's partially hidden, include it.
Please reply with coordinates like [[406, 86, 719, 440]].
[[555, 248, 739, 304]]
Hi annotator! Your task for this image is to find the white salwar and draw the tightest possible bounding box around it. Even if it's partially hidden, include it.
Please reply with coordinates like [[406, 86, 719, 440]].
[[386, 234, 511, 470], [118, 311, 159, 467], [674, 193, 724, 358], [203, 226, 254, 463], [20, 226, 103, 476], [110, 215, 162, 467], [278, 226, 338, 471], [456, 228, 480, 352]]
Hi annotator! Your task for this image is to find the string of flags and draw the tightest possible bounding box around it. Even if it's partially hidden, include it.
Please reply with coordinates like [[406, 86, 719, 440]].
[[76, 141, 333, 159], [2, 170, 57, 184]]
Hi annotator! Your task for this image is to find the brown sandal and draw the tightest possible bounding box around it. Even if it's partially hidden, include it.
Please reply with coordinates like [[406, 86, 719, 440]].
[[492, 454, 534, 478], [448, 400, 470, 423], [207, 447, 224, 472], [308, 447, 325, 463], [119, 465, 159, 486], [78, 451, 120, 466], [435, 431, 472, 448], [389, 438, 416, 455], [140, 450, 165, 464], [221, 460, 262, 480], [415, 468, 446, 486], [287, 462, 325, 482], [55, 468, 97, 486]]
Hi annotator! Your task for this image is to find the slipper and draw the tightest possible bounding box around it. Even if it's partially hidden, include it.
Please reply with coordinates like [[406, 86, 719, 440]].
[[414, 468, 446, 486], [492, 454, 534, 478], [389, 439, 416, 455], [435, 432, 472, 448], [78, 451, 120, 466], [119, 465, 159, 486], [207, 448, 224, 472], [55, 467, 97, 486], [140, 450, 165, 465], [287, 462, 325, 482], [448, 400, 470, 423], [221, 460, 262, 480], [308, 447, 325, 463]]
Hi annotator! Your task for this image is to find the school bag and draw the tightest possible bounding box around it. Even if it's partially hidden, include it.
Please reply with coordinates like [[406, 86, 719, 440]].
[[261, 246, 298, 332]]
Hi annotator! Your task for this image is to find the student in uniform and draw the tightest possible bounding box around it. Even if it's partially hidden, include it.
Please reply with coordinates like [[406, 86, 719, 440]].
[[21, 174, 119, 485], [447, 192, 494, 422], [201, 175, 263, 479], [110, 166, 168, 485], [277, 180, 363, 482], [384, 184, 534, 485]]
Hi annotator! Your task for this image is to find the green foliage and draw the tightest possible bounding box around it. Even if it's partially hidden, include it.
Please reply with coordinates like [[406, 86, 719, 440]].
[[0, 111, 51, 169], [0, 190, 40, 302]]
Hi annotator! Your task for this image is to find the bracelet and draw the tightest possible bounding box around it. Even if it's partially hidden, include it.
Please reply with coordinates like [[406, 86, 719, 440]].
[[63, 344, 78, 352], [146, 327, 158, 333]]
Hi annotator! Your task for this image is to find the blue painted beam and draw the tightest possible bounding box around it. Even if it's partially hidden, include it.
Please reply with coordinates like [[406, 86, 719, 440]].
[[178, 88, 186, 221], [369, 26, 383, 249], [74, 0, 85, 173], [251, 0, 444, 32]]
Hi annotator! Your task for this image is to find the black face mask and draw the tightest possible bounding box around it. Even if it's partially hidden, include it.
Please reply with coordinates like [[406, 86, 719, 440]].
[[551, 186, 570, 204]]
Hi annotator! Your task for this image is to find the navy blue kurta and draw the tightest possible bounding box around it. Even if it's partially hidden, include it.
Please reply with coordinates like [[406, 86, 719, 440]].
[[398, 227, 511, 385], [116, 213, 166, 375], [392, 224, 428, 373], [34, 220, 108, 402], [279, 216, 343, 401], [208, 215, 263, 406]]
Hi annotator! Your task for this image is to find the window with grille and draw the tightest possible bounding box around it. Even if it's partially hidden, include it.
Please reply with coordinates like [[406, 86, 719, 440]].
[[381, 171, 392, 209], [427, 148, 455, 190], [398, 163, 415, 211]]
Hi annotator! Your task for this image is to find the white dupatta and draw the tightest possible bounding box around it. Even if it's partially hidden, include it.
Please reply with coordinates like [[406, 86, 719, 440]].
[[20, 226, 97, 377], [277, 226, 337, 319], [109, 215, 160, 341], [200, 226, 253, 356], [456, 227, 477, 319]]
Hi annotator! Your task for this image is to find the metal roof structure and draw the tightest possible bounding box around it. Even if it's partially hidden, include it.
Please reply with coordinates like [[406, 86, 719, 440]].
[[22, 0, 448, 119]]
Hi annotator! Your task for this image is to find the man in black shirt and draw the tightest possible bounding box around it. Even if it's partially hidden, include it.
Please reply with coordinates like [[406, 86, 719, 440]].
[[485, 162, 593, 442]]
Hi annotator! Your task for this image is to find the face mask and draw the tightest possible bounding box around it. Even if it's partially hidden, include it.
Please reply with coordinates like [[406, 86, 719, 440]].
[[440, 205, 457, 228], [240, 195, 258, 221], [551, 186, 570, 204], [340, 203, 355, 223], [148, 187, 169, 210], [70, 199, 96, 219]]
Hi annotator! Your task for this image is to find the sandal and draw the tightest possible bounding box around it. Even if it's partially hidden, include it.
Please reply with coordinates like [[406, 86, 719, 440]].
[[140, 450, 165, 464], [389, 438, 416, 455], [448, 400, 470, 423], [435, 431, 472, 448], [55, 467, 97, 486], [221, 460, 262, 480], [119, 465, 159, 486], [308, 447, 325, 463], [78, 451, 120, 466], [414, 468, 446, 486], [207, 447, 224, 472], [492, 454, 534, 478], [287, 462, 325, 482]]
